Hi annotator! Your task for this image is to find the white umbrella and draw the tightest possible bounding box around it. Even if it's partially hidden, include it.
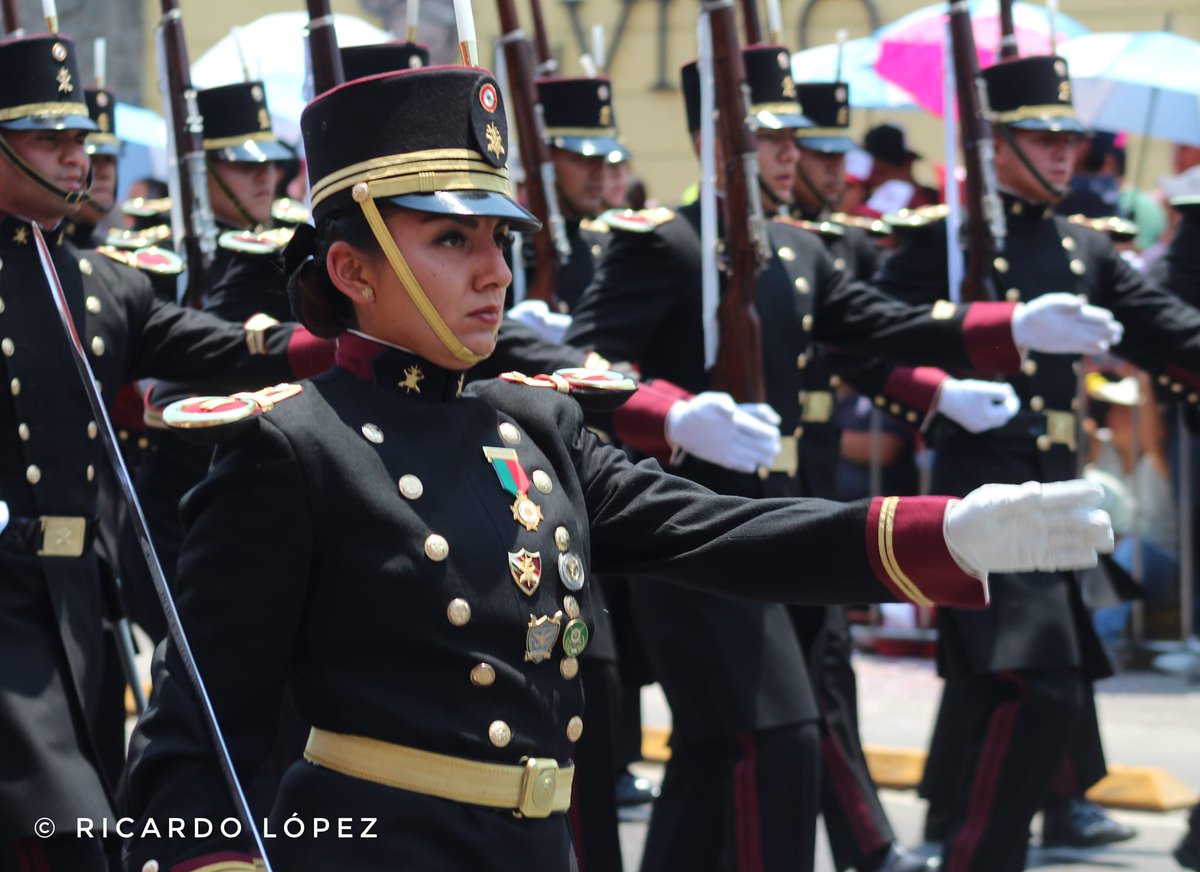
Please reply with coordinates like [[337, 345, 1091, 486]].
[[190, 12, 391, 146], [792, 37, 918, 111], [1058, 32, 1200, 147]]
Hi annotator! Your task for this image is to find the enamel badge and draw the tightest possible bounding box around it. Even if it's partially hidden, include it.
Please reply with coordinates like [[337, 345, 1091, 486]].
[[508, 549, 543, 596], [525, 612, 563, 663]]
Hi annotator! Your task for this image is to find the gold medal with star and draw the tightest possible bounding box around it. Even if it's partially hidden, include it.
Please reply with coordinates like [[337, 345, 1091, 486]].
[[483, 446, 544, 532]]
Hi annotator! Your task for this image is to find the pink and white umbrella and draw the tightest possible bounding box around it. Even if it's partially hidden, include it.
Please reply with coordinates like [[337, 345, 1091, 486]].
[[874, 0, 1088, 117]]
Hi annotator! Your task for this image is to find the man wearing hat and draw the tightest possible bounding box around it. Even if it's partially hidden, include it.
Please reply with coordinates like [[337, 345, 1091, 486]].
[[863, 122, 939, 212], [872, 54, 1200, 870], [0, 30, 335, 869], [566, 44, 1121, 872]]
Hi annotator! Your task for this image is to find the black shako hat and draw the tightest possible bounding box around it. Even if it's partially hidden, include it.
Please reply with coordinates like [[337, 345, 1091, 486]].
[[981, 55, 1085, 134], [0, 34, 96, 132], [196, 81, 293, 162], [864, 123, 919, 164], [794, 82, 855, 153], [303, 66, 539, 231], [84, 87, 121, 156], [340, 42, 430, 80], [536, 76, 626, 162], [682, 44, 811, 134]]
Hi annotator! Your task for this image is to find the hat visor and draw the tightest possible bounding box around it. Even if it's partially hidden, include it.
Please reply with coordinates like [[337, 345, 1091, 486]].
[[385, 190, 541, 234], [210, 139, 294, 163], [551, 135, 626, 162], [796, 135, 857, 154], [86, 136, 122, 157], [1006, 116, 1087, 134], [753, 110, 813, 131], [0, 113, 98, 132]]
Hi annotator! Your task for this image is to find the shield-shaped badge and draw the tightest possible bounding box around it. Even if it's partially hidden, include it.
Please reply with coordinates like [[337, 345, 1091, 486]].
[[508, 549, 543, 596], [525, 613, 562, 663]]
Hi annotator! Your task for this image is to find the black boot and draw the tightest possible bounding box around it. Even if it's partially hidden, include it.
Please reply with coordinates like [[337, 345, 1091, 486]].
[[860, 843, 941, 872], [1041, 796, 1137, 848], [1176, 822, 1200, 871]]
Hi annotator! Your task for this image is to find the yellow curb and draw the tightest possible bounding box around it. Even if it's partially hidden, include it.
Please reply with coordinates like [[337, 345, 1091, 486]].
[[641, 727, 1199, 812]]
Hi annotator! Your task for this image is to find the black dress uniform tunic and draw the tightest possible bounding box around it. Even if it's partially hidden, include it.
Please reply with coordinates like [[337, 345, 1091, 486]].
[[0, 216, 308, 864], [121, 332, 987, 872], [873, 193, 1200, 871]]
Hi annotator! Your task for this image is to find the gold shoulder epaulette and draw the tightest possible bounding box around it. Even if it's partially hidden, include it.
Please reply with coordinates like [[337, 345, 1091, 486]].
[[599, 207, 675, 233], [104, 224, 172, 251], [95, 244, 185, 276], [218, 227, 295, 256], [500, 367, 638, 411], [830, 211, 892, 237], [121, 196, 172, 219], [579, 216, 611, 234], [773, 215, 845, 237], [1067, 213, 1139, 242], [271, 197, 311, 226], [163, 383, 304, 430], [885, 203, 950, 231]]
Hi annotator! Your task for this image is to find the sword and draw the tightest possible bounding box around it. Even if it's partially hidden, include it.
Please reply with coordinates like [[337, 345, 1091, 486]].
[[29, 222, 274, 872]]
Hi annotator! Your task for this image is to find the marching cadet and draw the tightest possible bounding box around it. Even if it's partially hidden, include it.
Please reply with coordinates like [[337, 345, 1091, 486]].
[[564, 44, 1120, 872], [0, 30, 333, 870], [871, 55, 1200, 872], [119, 60, 1114, 872], [62, 87, 121, 248], [788, 80, 940, 872]]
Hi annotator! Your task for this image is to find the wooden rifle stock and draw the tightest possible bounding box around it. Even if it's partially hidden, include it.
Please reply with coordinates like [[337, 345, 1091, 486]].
[[527, 0, 557, 75], [998, 0, 1018, 60], [305, 0, 345, 95], [1, 0, 21, 36], [496, 0, 562, 303], [948, 0, 1003, 303], [708, 1, 766, 403], [738, 0, 762, 45], [158, 0, 215, 308]]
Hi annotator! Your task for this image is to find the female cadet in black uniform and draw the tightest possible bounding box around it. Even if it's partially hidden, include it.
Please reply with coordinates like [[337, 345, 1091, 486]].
[[121, 64, 1114, 872]]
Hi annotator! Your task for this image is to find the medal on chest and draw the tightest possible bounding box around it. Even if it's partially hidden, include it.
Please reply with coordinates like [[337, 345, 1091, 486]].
[[483, 446, 544, 532]]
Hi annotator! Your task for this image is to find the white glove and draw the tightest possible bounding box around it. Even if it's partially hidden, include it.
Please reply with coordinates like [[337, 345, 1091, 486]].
[[506, 300, 573, 345], [665, 392, 782, 473], [935, 377, 1020, 433], [0, 500, 7, 536], [1010, 293, 1123, 355], [943, 480, 1114, 578]]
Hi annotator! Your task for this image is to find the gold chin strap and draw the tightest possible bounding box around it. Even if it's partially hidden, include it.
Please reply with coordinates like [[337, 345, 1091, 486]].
[[353, 181, 490, 365]]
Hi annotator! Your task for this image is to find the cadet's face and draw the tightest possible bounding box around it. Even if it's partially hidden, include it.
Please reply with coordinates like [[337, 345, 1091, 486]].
[[357, 210, 513, 369], [603, 161, 630, 209], [794, 147, 846, 209], [755, 128, 800, 207], [553, 148, 608, 218], [995, 128, 1081, 201], [208, 159, 279, 226], [0, 128, 89, 226]]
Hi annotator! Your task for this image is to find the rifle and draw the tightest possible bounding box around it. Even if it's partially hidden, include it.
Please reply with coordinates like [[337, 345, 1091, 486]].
[[157, 0, 216, 308], [707, 0, 768, 402], [495, 0, 571, 303], [738, 0, 762, 45], [947, 0, 1004, 303], [527, 0, 557, 76], [305, 0, 345, 95], [1, 0, 22, 37], [998, 0, 1018, 60]]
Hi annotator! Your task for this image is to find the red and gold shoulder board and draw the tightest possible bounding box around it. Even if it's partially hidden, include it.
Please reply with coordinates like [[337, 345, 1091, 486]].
[[599, 207, 675, 234], [96, 244, 185, 276], [885, 204, 949, 232], [500, 368, 638, 411], [218, 227, 296, 256], [121, 195, 172, 219], [773, 215, 845, 238], [163, 383, 303, 430], [271, 197, 311, 226], [104, 224, 173, 250]]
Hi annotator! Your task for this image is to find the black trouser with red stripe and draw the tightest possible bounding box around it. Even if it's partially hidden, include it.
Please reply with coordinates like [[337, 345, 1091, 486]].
[[793, 606, 894, 870], [570, 658, 624, 872], [638, 725, 821, 872], [939, 670, 1087, 872]]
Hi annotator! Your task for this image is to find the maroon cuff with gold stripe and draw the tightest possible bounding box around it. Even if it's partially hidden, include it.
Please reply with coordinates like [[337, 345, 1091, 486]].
[[963, 301, 1021, 373], [865, 496, 989, 610], [612, 378, 693, 463], [1165, 366, 1200, 394], [882, 367, 947, 414], [287, 326, 336, 378]]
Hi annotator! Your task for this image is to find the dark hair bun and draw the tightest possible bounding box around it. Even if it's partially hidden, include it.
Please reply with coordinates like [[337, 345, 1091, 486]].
[[287, 260, 352, 340]]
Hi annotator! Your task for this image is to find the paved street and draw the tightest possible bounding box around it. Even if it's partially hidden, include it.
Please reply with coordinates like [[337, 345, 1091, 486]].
[[620, 651, 1200, 871]]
